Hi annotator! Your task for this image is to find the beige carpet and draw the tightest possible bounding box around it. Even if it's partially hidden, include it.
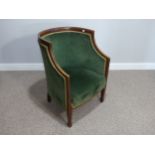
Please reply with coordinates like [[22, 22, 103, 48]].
[[0, 71, 155, 135]]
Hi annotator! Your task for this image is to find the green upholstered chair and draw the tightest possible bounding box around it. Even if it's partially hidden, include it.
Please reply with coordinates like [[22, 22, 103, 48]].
[[38, 27, 110, 127]]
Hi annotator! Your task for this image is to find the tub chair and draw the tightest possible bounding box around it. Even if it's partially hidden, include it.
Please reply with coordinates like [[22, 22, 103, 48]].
[[38, 27, 110, 127]]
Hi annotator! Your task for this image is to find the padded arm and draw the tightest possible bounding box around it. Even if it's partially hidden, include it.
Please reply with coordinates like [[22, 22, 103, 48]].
[[39, 39, 70, 108], [86, 32, 110, 78]]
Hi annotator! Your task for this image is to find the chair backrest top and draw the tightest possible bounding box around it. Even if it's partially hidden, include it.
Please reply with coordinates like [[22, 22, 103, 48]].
[[39, 27, 97, 69], [39, 27, 94, 39], [38, 27, 109, 77]]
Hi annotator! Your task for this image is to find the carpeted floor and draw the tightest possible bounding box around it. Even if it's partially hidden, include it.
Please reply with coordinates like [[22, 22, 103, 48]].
[[0, 71, 155, 135]]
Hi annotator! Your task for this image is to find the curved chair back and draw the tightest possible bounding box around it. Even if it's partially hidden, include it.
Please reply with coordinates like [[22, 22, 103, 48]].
[[38, 27, 110, 127], [39, 27, 106, 74]]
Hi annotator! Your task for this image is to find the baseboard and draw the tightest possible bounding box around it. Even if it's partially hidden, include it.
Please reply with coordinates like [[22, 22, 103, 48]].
[[0, 63, 44, 71], [110, 63, 155, 70], [0, 63, 155, 71]]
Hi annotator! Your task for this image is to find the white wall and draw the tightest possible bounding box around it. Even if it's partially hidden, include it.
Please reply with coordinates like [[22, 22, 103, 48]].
[[0, 19, 155, 64]]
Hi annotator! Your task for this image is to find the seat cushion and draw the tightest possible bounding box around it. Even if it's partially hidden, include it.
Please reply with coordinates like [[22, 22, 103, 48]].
[[64, 67, 106, 108]]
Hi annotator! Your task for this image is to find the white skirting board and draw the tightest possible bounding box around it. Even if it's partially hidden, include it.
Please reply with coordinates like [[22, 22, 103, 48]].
[[0, 63, 44, 71], [0, 63, 155, 71], [110, 63, 155, 70]]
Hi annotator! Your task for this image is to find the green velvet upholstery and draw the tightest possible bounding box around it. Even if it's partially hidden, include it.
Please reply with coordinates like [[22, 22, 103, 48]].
[[44, 32, 105, 75], [65, 67, 106, 107], [40, 45, 66, 107], [39, 31, 107, 108]]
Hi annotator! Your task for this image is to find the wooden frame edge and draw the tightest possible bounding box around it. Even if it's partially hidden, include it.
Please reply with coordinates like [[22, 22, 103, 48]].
[[38, 38, 71, 109], [39, 27, 94, 37]]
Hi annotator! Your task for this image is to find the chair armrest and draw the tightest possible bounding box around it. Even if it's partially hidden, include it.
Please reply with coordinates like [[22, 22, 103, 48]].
[[89, 31, 110, 79], [38, 39, 70, 108]]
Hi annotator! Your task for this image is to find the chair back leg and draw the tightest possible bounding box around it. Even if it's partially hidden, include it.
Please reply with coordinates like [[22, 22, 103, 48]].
[[100, 88, 105, 102], [67, 104, 72, 127], [47, 93, 52, 102]]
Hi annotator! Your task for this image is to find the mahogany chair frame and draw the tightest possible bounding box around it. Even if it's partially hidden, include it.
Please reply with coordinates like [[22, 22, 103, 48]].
[[38, 27, 110, 127]]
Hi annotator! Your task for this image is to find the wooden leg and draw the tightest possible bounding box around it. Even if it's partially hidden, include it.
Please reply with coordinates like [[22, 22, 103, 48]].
[[100, 88, 105, 102], [67, 104, 72, 127], [47, 93, 51, 102]]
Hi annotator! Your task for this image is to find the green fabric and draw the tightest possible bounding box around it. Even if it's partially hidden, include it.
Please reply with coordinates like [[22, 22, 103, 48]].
[[40, 32, 107, 108], [44, 32, 105, 74], [39, 45, 66, 108], [64, 67, 106, 108]]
